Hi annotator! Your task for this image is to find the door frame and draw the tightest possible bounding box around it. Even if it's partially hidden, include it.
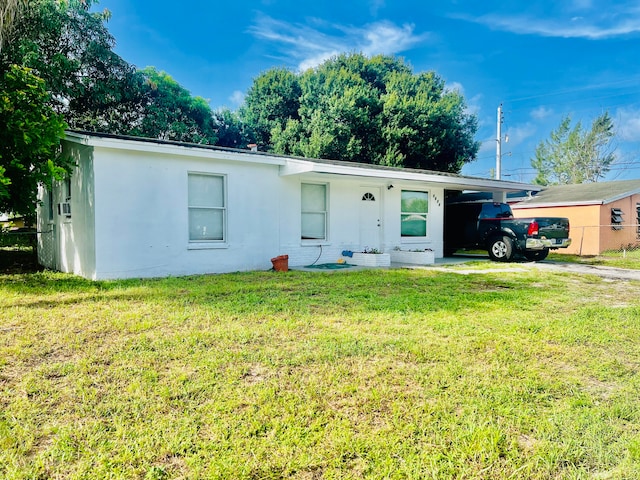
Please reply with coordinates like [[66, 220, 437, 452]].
[[358, 186, 383, 251]]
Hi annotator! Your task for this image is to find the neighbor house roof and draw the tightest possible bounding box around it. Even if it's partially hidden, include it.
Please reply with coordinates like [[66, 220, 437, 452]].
[[66, 130, 541, 194], [512, 179, 640, 209]]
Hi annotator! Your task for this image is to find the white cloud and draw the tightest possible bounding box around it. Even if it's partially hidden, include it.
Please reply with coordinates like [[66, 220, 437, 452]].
[[466, 94, 483, 117], [478, 135, 497, 156], [229, 90, 245, 106], [530, 106, 553, 120], [478, 14, 640, 39], [443, 83, 483, 119], [298, 51, 340, 72], [616, 107, 640, 142], [445, 81, 464, 94], [463, 4, 640, 39], [249, 15, 429, 71], [505, 123, 537, 145], [359, 22, 425, 56]]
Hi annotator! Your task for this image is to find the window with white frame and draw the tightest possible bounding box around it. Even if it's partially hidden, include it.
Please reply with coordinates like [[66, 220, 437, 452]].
[[188, 173, 225, 242], [401, 190, 428, 237], [301, 183, 327, 240]]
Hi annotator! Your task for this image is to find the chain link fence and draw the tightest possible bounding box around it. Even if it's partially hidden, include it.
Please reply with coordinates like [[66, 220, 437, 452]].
[[0, 227, 36, 248], [0, 227, 39, 272]]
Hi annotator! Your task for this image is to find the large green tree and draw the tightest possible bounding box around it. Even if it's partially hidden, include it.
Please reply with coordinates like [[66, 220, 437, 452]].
[[531, 112, 616, 185], [131, 67, 217, 144], [0, 65, 68, 220], [212, 108, 248, 148], [241, 53, 479, 173], [240, 67, 301, 148], [1, 0, 236, 218], [1, 0, 147, 134]]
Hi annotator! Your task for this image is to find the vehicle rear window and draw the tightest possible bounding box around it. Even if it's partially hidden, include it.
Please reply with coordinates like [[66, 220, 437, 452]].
[[479, 203, 513, 219]]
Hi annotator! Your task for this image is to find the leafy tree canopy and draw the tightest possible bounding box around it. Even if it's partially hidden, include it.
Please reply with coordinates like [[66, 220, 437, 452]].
[[0, 65, 68, 221], [531, 112, 616, 185], [2, 0, 224, 143], [213, 108, 249, 149], [240, 67, 301, 148], [131, 67, 217, 144], [240, 53, 480, 173], [0, 0, 244, 219], [1, 0, 145, 133]]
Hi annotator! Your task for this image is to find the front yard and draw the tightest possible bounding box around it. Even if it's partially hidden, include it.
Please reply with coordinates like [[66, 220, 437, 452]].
[[1, 267, 640, 479]]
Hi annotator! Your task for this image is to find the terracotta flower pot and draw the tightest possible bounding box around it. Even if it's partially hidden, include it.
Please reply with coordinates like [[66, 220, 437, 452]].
[[270, 254, 289, 272]]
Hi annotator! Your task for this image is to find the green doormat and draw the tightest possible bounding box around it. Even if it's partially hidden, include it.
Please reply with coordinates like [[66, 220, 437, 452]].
[[304, 262, 352, 269]]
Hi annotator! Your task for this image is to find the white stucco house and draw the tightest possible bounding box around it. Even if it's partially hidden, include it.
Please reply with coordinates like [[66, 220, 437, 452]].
[[37, 131, 539, 279]]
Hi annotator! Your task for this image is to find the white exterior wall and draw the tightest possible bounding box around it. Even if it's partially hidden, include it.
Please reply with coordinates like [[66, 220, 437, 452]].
[[279, 175, 444, 267], [39, 133, 529, 279], [37, 142, 96, 277], [91, 147, 282, 279], [89, 148, 445, 278]]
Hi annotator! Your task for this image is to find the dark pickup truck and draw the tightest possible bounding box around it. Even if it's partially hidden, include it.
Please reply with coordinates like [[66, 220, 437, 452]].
[[444, 201, 571, 261]]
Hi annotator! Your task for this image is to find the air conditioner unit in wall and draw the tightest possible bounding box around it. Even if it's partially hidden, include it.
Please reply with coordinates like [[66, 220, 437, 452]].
[[57, 202, 71, 217]]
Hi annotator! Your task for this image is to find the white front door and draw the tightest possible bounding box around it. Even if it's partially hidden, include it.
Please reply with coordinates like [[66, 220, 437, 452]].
[[359, 187, 382, 251]]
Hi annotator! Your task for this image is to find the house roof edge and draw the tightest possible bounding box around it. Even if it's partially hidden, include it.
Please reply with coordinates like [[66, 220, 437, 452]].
[[64, 130, 540, 192]]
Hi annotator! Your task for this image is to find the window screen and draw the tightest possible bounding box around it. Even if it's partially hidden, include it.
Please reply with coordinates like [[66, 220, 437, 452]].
[[301, 183, 327, 240], [188, 174, 225, 241]]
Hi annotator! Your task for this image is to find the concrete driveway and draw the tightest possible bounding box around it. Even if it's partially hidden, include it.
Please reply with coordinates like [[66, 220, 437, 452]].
[[426, 255, 640, 282], [530, 261, 640, 281]]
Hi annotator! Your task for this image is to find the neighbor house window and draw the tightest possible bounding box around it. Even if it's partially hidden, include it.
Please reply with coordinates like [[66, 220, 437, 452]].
[[637, 204, 640, 239], [611, 207, 623, 231], [301, 183, 327, 240], [188, 173, 225, 242], [401, 190, 428, 237]]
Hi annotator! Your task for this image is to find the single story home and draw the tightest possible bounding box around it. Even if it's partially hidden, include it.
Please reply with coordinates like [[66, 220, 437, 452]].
[[512, 179, 640, 255], [37, 131, 540, 279]]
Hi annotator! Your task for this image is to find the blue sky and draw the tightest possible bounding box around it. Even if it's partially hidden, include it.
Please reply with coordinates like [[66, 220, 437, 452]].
[[95, 0, 640, 182]]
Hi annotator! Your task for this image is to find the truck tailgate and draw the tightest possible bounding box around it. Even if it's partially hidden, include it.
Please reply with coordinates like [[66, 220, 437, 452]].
[[536, 217, 570, 240]]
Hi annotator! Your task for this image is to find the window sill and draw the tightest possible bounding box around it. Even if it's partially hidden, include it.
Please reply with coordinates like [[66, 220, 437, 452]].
[[301, 240, 330, 246], [188, 242, 229, 250]]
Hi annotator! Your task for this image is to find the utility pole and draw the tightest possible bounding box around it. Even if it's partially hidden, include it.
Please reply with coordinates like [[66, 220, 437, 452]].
[[496, 104, 503, 180]]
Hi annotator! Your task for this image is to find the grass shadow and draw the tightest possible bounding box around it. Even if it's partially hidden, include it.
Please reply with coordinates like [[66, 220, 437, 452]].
[[0, 248, 41, 274]]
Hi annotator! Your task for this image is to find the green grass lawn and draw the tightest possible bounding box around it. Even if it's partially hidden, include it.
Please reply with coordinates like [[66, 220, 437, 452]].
[[549, 251, 640, 270], [2, 268, 640, 479]]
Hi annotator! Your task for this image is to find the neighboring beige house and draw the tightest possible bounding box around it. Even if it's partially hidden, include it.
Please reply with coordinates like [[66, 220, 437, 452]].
[[512, 180, 640, 255]]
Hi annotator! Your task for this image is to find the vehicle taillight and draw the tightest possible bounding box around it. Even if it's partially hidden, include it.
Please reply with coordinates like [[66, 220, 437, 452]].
[[527, 221, 539, 236]]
